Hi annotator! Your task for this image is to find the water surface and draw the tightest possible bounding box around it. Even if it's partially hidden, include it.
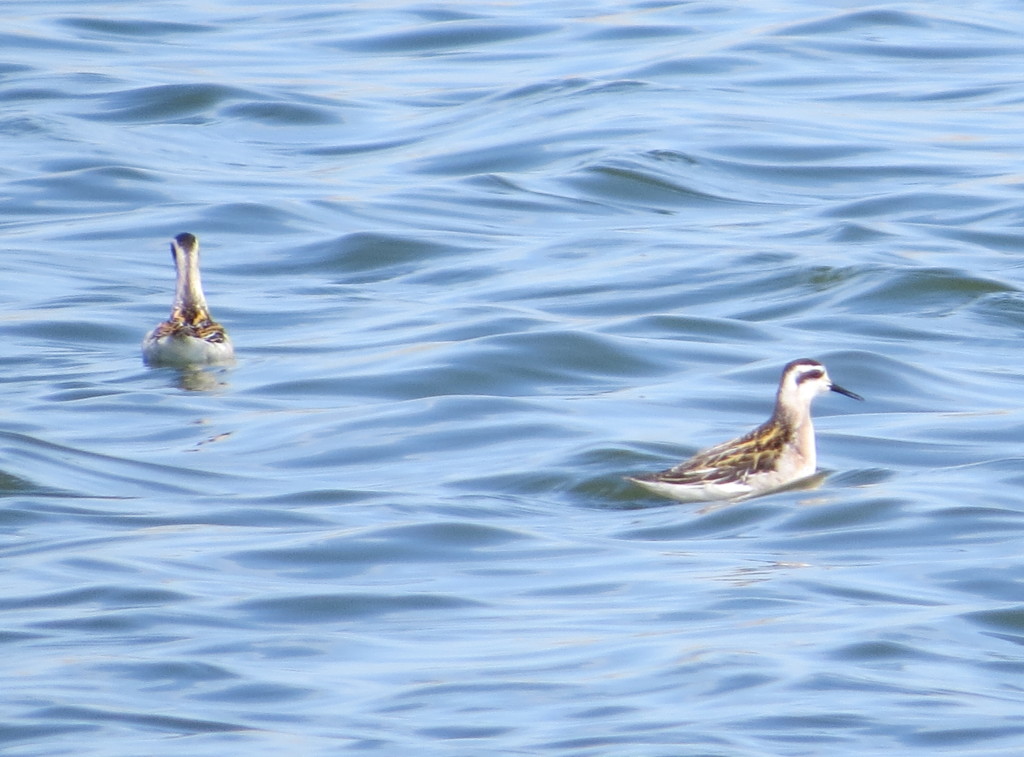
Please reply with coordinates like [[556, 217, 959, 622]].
[[4, 1, 1024, 755]]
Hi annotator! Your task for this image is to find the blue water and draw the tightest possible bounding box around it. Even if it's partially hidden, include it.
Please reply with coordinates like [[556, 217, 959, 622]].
[[4, 1, 1024, 755]]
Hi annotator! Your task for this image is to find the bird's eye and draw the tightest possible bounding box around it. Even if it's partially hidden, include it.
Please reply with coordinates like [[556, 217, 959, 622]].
[[798, 369, 824, 382]]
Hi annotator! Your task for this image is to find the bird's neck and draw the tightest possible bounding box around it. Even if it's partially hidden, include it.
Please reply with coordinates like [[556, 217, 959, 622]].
[[770, 398, 817, 468], [769, 398, 814, 440], [173, 254, 209, 322]]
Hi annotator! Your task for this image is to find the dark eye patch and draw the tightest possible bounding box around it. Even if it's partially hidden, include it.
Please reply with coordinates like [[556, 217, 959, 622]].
[[798, 369, 824, 383]]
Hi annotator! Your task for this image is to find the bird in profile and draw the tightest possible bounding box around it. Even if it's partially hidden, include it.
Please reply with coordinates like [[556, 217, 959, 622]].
[[628, 359, 862, 502], [142, 232, 234, 366]]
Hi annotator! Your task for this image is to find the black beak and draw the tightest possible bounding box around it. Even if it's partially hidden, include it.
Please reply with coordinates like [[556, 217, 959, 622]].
[[830, 383, 863, 401]]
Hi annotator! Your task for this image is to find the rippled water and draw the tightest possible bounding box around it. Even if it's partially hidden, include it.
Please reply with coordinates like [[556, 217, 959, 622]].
[[5, 1, 1024, 754]]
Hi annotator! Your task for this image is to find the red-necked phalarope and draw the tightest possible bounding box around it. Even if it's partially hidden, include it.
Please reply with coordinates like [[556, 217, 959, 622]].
[[142, 232, 234, 366], [629, 358, 862, 502]]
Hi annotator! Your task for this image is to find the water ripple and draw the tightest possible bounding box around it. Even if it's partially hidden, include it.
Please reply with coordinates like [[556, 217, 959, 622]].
[[332, 20, 558, 53], [6, 1, 1024, 754]]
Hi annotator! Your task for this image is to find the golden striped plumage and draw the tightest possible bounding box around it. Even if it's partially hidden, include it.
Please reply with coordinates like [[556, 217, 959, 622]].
[[647, 416, 796, 488], [629, 359, 862, 503], [142, 233, 234, 366], [149, 305, 230, 345]]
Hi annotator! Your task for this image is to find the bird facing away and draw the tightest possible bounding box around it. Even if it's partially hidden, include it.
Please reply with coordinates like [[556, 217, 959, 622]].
[[628, 359, 862, 503], [142, 233, 234, 366]]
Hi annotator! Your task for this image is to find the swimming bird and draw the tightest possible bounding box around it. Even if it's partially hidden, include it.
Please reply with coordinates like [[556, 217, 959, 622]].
[[628, 358, 862, 502], [142, 232, 234, 366]]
